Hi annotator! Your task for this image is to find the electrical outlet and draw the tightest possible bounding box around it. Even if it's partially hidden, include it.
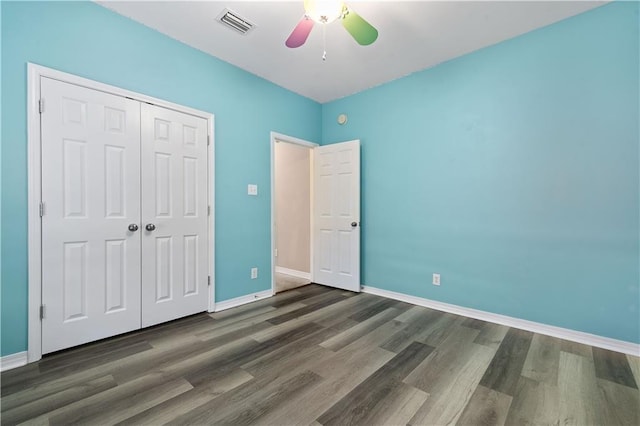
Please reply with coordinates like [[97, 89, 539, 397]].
[[251, 267, 258, 279], [432, 273, 441, 286], [248, 184, 258, 196]]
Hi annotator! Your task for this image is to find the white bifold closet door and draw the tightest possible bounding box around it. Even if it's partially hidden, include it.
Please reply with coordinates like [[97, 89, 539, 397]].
[[41, 78, 142, 353], [140, 103, 209, 327], [41, 78, 209, 354]]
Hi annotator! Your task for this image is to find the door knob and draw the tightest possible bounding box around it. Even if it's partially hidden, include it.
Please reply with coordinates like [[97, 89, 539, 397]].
[[145, 223, 156, 231], [351, 222, 358, 227], [128, 224, 139, 232]]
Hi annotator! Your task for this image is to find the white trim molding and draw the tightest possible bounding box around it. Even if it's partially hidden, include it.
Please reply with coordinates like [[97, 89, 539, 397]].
[[27, 63, 216, 362], [362, 285, 640, 356], [1, 352, 28, 372], [214, 290, 273, 312], [275, 266, 311, 281]]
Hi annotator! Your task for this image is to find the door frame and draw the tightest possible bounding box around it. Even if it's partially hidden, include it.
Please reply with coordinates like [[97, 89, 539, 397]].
[[270, 132, 318, 295], [27, 63, 215, 363]]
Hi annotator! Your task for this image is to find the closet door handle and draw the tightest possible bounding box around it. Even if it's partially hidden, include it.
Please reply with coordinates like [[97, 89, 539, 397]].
[[145, 223, 156, 232], [128, 224, 139, 232]]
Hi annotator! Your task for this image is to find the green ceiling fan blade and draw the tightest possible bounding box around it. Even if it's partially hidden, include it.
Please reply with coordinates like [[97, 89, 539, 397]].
[[341, 7, 378, 46]]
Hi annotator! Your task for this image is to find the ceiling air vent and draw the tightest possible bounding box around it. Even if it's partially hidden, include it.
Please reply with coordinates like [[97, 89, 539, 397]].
[[217, 8, 255, 35]]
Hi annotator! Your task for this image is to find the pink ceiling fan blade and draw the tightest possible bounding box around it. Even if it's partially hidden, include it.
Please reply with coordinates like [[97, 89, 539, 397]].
[[285, 17, 314, 48]]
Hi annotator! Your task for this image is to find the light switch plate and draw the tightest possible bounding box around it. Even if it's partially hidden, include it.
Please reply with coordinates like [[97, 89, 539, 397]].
[[248, 184, 258, 196]]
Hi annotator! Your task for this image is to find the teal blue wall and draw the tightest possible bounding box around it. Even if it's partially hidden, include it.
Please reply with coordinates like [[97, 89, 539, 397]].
[[323, 2, 639, 343], [0, 1, 321, 356]]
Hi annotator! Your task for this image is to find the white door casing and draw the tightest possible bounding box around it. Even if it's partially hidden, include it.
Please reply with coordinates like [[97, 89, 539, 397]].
[[140, 103, 209, 327], [41, 78, 142, 354], [313, 140, 361, 292]]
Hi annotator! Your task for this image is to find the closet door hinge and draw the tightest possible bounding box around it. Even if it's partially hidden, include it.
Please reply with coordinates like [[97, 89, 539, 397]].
[[40, 305, 46, 320], [208, 276, 211, 286], [38, 99, 45, 114], [208, 205, 211, 216], [39, 202, 45, 217], [207, 135, 211, 146]]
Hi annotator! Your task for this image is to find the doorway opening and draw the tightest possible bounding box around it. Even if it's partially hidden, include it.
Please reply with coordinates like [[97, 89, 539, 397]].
[[271, 133, 317, 294]]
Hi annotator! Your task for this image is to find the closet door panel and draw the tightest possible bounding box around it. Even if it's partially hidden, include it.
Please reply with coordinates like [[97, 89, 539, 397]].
[[41, 77, 142, 354], [140, 103, 209, 327]]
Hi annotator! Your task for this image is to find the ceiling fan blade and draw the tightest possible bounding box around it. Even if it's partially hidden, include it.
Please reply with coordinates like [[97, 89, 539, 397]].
[[285, 17, 314, 48], [341, 8, 378, 46]]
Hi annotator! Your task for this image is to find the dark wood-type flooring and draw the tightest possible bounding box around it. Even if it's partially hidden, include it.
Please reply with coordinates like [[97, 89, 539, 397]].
[[2, 284, 639, 425]]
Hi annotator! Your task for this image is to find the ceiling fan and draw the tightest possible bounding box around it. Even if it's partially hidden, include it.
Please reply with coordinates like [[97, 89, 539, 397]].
[[285, 0, 378, 51]]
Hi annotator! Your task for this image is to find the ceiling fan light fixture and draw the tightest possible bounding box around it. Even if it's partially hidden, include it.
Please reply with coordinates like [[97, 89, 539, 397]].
[[304, 0, 344, 24]]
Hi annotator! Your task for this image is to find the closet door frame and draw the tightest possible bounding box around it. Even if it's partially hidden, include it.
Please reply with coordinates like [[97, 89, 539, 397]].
[[26, 63, 215, 363]]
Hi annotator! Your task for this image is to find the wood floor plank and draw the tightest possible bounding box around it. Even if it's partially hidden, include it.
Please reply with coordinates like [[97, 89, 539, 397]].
[[195, 302, 307, 340], [116, 369, 254, 425], [473, 322, 509, 350], [456, 385, 512, 426], [407, 340, 495, 426], [210, 371, 323, 425], [420, 312, 460, 347], [134, 336, 260, 385], [28, 374, 192, 425], [404, 325, 483, 393], [301, 294, 380, 329], [256, 320, 403, 424], [196, 320, 273, 347], [369, 382, 429, 426], [267, 292, 348, 325], [394, 306, 427, 323], [185, 322, 324, 387], [207, 303, 276, 322], [504, 376, 559, 425], [2, 363, 126, 410], [380, 308, 444, 353], [295, 288, 351, 307], [318, 342, 435, 426], [627, 354, 640, 387], [558, 351, 604, 425], [320, 307, 403, 352], [109, 336, 233, 384], [560, 339, 593, 358], [0, 341, 153, 397], [348, 298, 399, 322], [38, 340, 153, 374], [260, 345, 396, 425], [311, 322, 400, 380], [268, 284, 336, 308], [0, 375, 117, 424], [167, 370, 322, 425], [592, 346, 638, 389], [479, 328, 533, 396], [521, 334, 561, 386], [596, 377, 640, 425], [461, 317, 488, 330], [241, 326, 337, 379]]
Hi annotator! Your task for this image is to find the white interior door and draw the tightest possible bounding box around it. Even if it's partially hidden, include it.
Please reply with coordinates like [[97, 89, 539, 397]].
[[140, 103, 209, 327], [313, 140, 361, 292], [41, 78, 142, 354]]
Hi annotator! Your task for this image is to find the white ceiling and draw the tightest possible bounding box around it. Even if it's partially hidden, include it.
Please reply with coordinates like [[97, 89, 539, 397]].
[[97, 1, 607, 103]]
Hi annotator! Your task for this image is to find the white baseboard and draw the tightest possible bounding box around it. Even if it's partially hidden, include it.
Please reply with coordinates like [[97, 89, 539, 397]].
[[1, 351, 28, 372], [362, 285, 640, 357], [275, 266, 311, 281], [214, 289, 273, 312]]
